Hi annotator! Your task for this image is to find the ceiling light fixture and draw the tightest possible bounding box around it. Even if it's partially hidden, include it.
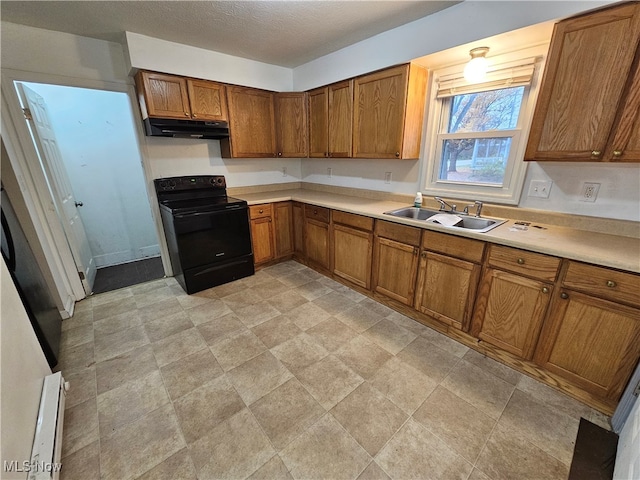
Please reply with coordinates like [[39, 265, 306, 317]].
[[464, 47, 490, 83]]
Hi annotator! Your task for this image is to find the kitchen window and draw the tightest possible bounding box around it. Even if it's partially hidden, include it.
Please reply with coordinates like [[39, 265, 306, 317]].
[[422, 48, 546, 204]]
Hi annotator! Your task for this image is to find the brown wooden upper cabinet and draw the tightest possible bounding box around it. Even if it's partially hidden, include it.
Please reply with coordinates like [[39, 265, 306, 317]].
[[274, 93, 308, 158], [308, 80, 353, 158], [353, 64, 428, 159], [222, 86, 276, 158], [135, 71, 227, 121], [525, 2, 640, 163]]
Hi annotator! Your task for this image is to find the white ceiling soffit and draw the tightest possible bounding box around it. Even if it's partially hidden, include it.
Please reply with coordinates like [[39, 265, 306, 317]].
[[0, 1, 460, 68]]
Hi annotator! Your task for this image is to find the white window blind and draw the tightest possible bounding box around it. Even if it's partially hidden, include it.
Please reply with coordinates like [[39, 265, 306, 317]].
[[436, 58, 537, 98]]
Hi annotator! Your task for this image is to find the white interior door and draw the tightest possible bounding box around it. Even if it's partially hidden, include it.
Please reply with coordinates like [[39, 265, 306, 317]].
[[614, 396, 640, 480], [17, 83, 96, 294]]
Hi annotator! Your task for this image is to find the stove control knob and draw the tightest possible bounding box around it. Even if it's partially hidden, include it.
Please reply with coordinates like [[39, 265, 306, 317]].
[[159, 181, 167, 189], [169, 180, 176, 189], [217, 178, 223, 184]]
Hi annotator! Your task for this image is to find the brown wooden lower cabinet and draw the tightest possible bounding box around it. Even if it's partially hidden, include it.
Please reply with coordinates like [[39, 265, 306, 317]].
[[332, 211, 374, 289], [292, 202, 305, 256], [535, 289, 640, 403], [304, 205, 330, 271], [273, 202, 293, 257], [250, 214, 275, 266], [414, 231, 484, 331], [372, 221, 421, 306], [471, 269, 553, 359], [415, 252, 480, 331]]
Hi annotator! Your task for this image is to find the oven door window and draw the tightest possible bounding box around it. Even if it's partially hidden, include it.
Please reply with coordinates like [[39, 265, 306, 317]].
[[172, 207, 251, 269]]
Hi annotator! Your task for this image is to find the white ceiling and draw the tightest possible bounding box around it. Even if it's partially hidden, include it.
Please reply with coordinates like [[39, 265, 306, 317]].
[[0, 1, 460, 68]]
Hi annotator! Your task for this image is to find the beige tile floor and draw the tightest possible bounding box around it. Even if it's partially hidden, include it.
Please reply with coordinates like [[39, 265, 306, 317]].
[[56, 260, 611, 480]]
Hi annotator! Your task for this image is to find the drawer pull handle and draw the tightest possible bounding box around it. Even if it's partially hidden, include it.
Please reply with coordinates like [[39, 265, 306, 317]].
[[541, 287, 549, 294], [606, 280, 617, 288], [560, 292, 569, 299], [517, 258, 525, 265]]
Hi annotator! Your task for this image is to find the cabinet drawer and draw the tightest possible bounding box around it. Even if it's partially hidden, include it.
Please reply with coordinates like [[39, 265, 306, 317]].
[[304, 205, 330, 223], [422, 231, 485, 263], [332, 210, 374, 231], [375, 220, 421, 247], [488, 245, 560, 282], [249, 203, 272, 220], [563, 261, 640, 307]]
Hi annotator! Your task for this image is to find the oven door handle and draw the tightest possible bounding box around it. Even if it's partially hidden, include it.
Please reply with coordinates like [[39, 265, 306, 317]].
[[174, 205, 244, 219]]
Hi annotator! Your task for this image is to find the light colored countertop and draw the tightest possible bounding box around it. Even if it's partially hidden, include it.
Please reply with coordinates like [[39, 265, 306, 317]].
[[237, 188, 640, 274]]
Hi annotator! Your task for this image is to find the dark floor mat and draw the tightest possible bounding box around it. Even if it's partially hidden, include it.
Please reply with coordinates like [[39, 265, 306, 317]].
[[568, 417, 618, 480], [92, 257, 164, 294]]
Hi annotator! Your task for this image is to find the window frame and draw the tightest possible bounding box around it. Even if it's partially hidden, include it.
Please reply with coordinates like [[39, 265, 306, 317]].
[[421, 45, 549, 205]]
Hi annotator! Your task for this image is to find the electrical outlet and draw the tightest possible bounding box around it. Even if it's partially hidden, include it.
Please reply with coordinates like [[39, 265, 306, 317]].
[[281, 166, 287, 177], [528, 180, 552, 198], [327, 167, 332, 178], [581, 182, 600, 202], [384, 172, 392, 184]]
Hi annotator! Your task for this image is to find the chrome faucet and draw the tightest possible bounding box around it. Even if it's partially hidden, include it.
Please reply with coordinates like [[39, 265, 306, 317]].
[[463, 201, 484, 217], [434, 197, 457, 213]]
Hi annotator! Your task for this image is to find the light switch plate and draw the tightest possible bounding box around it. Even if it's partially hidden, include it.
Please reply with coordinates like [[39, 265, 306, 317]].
[[528, 180, 553, 198]]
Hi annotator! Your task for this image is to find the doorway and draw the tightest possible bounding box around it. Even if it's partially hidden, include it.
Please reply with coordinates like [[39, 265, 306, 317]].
[[15, 81, 163, 294]]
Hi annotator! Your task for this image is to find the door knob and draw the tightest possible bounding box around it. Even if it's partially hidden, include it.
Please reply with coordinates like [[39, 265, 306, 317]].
[[75, 201, 83, 207]]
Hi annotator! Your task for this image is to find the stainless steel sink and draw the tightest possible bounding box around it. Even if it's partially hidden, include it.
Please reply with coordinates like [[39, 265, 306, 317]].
[[382, 207, 440, 221], [384, 207, 507, 233]]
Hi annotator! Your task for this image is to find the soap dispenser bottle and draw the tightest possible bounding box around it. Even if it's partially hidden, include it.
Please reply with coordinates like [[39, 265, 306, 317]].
[[414, 192, 423, 208]]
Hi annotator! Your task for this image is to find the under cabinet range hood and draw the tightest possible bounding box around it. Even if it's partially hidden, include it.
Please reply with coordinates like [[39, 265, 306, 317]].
[[143, 117, 229, 139]]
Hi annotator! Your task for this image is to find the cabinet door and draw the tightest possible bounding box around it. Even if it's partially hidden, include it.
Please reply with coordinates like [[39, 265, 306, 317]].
[[353, 65, 408, 159], [224, 86, 276, 158], [186, 79, 228, 121], [274, 202, 293, 257], [605, 60, 640, 162], [372, 236, 419, 306], [333, 224, 373, 289], [136, 71, 191, 119], [275, 93, 308, 158], [305, 218, 330, 270], [328, 80, 353, 158], [471, 269, 552, 359], [415, 252, 480, 331], [535, 290, 640, 402], [308, 87, 329, 158], [525, 3, 640, 162], [251, 216, 275, 265], [292, 202, 305, 256]]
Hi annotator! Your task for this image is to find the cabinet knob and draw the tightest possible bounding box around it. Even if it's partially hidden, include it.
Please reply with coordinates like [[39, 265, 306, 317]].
[[268, 219, 272, 223], [517, 258, 525, 265], [395, 152, 400, 158], [560, 292, 569, 299], [591, 150, 601, 157], [421, 251, 427, 258], [259, 209, 263, 214], [541, 287, 549, 294], [184, 112, 190, 117], [313, 210, 318, 214], [278, 152, 282, 157], [606, 280, 617, 288], [612, 150, 623, 157], [192, 114, 198, 119]]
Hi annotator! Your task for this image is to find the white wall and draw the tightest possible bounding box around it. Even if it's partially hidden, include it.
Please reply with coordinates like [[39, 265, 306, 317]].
[[124, 32, 293, 91], [145, 137, 302, 186], [1, 258, 52, 480], [23, 82, 161, 267], [292, 1, 614, 91]]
